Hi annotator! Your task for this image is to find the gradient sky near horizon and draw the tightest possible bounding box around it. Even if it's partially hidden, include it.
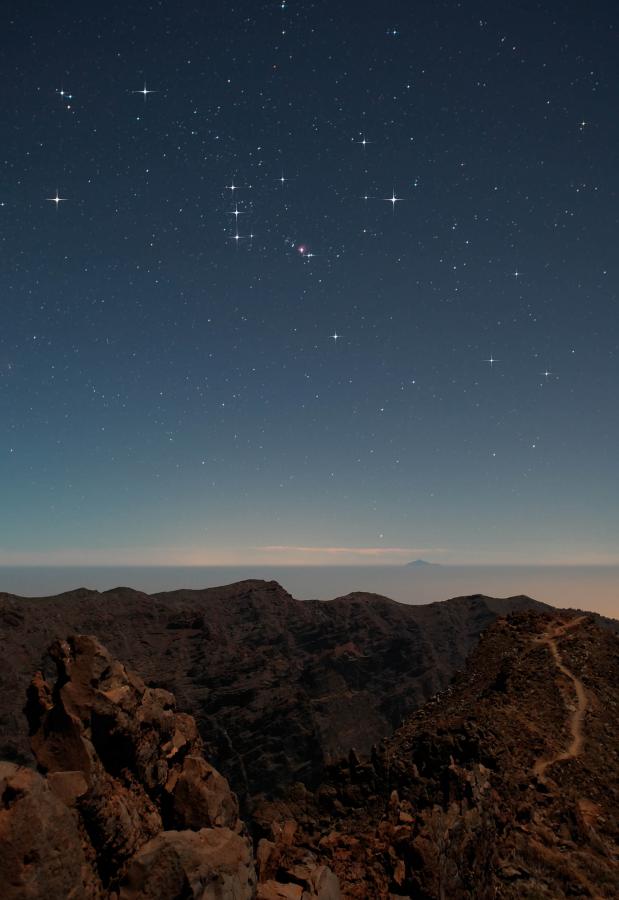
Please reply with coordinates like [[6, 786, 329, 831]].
[[1, 1, 618, 567]]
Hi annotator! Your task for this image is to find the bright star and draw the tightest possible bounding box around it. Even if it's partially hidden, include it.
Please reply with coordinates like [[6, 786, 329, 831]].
[[331, 332, 339, 341], [134, 82, 156, 100], [47, 190, 66, 207], [385, 190, 403, 210], [484, 356, 499, 368]]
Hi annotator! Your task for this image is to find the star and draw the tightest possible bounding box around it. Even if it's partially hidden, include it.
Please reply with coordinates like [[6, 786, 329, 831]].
[[513, 270, 521, 278], [542, 369, 553, 378], [133, 82, 156, 100], [484, 356, 499, 368], [331, 332, 340, 342], [47, 190, 66, 207], [356, 136, 372, 147], [385, 190, 403, 210], [227, 204, 243, 221]]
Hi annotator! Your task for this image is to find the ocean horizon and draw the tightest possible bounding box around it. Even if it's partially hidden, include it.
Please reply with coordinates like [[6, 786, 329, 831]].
[[1, 564, 617, 619]]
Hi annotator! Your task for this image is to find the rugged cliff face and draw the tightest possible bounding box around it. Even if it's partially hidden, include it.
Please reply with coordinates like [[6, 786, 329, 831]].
[[1, 605, 617, 899], [0, 634, 340, 900], [253, 612, 619, 898], [0, 580, 553, 799]]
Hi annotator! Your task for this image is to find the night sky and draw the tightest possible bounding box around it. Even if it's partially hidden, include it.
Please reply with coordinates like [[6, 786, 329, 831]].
[[2, 1, 618, 566]]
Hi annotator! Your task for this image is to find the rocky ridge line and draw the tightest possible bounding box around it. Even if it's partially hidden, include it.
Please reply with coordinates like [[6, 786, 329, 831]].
[[252, 611, 619, 899], [0, 579, 563, 800]]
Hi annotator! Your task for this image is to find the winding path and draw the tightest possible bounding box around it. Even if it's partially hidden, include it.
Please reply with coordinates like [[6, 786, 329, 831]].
[[532, 617, 588, 779]]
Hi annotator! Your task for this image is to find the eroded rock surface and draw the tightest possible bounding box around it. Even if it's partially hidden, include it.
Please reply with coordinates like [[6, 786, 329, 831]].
[[2, 600, 617, 899], [1, 634, 338, 899], [253, 613, 619, 899], [0, 580, 563, 799]]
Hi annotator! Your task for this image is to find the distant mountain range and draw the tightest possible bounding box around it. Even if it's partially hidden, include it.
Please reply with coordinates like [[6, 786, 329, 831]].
[[405, 558, 442, 567]]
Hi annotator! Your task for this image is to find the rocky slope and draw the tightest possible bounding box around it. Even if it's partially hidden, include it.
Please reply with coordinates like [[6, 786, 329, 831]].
[[254, 611, 619, 898], [0, 634, 339, 899], [0, 581, 554, 800]]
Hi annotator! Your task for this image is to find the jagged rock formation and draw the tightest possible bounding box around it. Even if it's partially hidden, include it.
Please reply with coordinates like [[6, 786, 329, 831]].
[[253, 612, 619, 899], [0, 580, 556, 800], [1, 603, 617, 898], [0, 635, 339, 899]]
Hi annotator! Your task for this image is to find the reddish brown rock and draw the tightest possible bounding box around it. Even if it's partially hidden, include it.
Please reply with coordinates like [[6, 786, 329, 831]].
[[0, 580, 570, 799], [2, 592, 617, 899], [166, 755, 239, 830], [119, 827, 256, 899], [255, 612, 619, 899], [1, 635, 259, 898], [1, 633, 343, 899], [0, 761, 103, 900], [47, 770, 89, 806]]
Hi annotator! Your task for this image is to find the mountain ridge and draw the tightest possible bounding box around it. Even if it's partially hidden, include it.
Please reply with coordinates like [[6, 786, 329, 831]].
[[254, 610, 619, 897], [3, 608, 615, 898], [406, 559, 442, 567], [0, 581, 615, 801]]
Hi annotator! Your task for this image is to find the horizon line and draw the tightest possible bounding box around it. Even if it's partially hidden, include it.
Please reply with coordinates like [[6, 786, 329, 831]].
[[1, 561, 619, 569]]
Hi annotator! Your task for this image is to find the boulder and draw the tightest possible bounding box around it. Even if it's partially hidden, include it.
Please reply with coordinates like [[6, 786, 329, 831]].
[[119, 827, 256, 899], [0, 761, 103, 899]]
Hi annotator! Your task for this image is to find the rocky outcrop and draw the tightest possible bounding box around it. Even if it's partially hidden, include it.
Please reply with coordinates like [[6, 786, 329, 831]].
[[1, 607, 618, 898], [0, 634, 339, 899], [253, 612, 619, 898], [0, 761, 104, 898], [0, 580, 558, 799], [119, 828, 256, 900]]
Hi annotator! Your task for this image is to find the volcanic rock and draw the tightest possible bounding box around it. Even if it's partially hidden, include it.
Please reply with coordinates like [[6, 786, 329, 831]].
[[254, 611, 619, 898], [0, 761, 103, 899], [1, 633, 340, 899], [0, 580, 567, 800]]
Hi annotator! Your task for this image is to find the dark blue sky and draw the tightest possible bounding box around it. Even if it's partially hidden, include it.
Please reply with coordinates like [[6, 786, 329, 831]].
[[1, 0, 617, 565]]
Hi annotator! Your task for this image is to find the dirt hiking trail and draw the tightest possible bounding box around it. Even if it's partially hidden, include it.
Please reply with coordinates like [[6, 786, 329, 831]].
[[533, 616, 588, 779]]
